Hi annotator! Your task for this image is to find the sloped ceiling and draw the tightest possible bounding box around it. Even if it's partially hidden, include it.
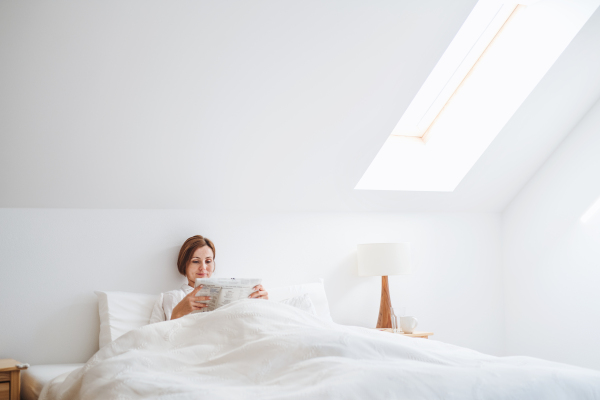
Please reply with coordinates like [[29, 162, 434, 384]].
[[1, 1, 600, 212]]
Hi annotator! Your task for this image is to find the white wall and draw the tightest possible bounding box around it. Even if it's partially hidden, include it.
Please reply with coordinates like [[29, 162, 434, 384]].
[[0, 210, 503, 364], [503, 97, 600, 370], [2, 0, 600, 374]]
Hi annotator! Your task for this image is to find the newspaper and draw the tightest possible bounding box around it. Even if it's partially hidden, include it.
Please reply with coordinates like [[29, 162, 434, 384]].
[[193, 278, 262, 313]]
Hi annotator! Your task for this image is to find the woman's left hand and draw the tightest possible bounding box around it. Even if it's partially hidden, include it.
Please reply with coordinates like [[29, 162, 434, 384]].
[[249, 284, 269, 300]]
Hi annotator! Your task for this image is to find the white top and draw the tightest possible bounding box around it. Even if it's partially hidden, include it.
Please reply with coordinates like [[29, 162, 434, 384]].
[[149, 283, 193, 323]]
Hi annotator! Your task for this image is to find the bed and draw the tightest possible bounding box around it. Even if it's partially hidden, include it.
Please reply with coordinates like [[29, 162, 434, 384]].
[[32, 282, 600, 399]]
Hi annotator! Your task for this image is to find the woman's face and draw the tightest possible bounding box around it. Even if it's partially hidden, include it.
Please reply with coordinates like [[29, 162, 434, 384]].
[[185, 245, 215, 286]]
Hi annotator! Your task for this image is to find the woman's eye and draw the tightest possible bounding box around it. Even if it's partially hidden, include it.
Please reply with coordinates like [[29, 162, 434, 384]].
[[192, 260, 199, 264], [206, 260, 212, 264]]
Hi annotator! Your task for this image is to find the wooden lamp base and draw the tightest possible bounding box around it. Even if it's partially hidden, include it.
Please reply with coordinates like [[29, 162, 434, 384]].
[[376, 275, 392, 329]]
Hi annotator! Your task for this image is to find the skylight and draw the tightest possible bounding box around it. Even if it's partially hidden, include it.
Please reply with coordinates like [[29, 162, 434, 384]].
[[355, 0, 600, 192]]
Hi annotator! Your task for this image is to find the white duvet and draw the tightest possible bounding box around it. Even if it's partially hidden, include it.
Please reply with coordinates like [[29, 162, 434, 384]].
[[41, 300, 600, 400]]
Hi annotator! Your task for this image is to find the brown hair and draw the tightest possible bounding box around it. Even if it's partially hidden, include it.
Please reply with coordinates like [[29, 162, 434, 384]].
[[177, 235, 216, 276]]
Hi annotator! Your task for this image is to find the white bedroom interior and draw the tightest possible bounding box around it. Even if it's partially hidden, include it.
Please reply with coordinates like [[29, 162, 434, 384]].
[[1, 0, 600, 385]]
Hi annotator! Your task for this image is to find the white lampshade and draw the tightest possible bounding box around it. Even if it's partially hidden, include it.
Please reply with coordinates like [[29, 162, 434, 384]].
[[357, 243, 412, 277]]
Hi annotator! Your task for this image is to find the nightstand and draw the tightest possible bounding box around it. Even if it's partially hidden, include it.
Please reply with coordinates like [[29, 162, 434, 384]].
[[375, 328, 434, 339], [0, 359, 25, 400]]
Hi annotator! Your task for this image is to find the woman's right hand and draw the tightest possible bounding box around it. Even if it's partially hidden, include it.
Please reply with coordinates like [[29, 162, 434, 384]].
[[171, 285, 211, 320]]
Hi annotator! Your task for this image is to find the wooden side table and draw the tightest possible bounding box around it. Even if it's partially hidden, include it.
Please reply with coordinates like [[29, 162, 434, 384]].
[[376, 328, 434, 339], [0, 359, 26, 400]]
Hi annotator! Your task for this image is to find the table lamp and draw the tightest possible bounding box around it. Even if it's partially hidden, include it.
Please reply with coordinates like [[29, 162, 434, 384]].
[[357, 243, 412, 329]]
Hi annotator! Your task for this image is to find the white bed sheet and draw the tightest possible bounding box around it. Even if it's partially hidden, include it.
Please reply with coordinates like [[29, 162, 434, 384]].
[[21, 364, 84, 400], [40, 300, 600, 399]]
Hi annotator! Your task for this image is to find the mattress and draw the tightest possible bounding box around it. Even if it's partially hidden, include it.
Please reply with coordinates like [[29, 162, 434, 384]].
[[21, 364, 83, 400]]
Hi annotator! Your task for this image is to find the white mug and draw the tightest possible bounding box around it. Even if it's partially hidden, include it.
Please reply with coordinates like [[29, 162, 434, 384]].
[[400, 316, 418, 334]]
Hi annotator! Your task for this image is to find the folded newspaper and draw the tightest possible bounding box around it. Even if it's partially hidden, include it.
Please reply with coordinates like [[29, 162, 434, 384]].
[[193, 278, 262, 312]]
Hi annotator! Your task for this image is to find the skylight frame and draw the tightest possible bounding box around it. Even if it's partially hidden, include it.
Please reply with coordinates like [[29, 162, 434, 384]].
[[391, 1, 523, 141]]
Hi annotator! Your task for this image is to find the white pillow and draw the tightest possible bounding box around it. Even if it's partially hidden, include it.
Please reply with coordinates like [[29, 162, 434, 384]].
[[278, 293, 317, 316], [95, 291, 158, 348], [268, 279, 332, 321], [95, 280, 332, 347]]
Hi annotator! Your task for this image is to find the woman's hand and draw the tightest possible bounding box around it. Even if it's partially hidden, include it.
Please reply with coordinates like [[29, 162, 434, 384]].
[[248, 284, 269, 300], [171, 285, 211, 320]]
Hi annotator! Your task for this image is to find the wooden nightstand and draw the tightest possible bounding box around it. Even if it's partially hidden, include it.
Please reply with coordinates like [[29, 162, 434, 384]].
[[375, 328, 434, 339], [0, 359, 25, 400]]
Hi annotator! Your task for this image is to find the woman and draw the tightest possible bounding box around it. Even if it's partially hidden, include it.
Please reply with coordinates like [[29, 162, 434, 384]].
[[149, 235, 268, 322]]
